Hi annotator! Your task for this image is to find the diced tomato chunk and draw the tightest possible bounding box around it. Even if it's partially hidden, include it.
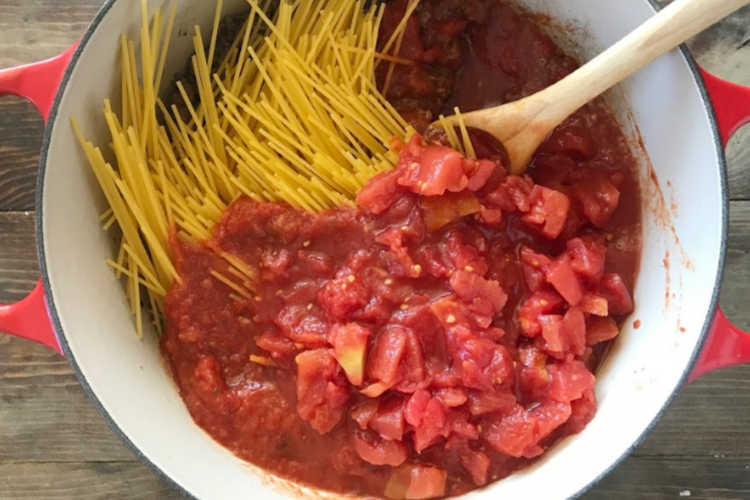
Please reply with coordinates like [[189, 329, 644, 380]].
[[368, 326, 408, 386], [449, 270, 508, 319], [295, 349, 350, 434], [394, 327, 427, 392], [566, 237, 606, 281], [276, 305, 329, 345], [503, 175, 534, 212], [406, 465, 447, 499], [539, 314, 564, 352], [398, 139, 469, 196], [521, 185, 570, 239], [434, 387, 468, 408], [599, 273, 634, 315], [256, 330, 297, 358], [481, 404, 536, 457], [481, 400, 572, 459], [467, 389, 516, 416], [520, 246, 552, 292], [586, 316, 620, 345], [318, 274, 369, 320], [573, 175, 621, 228], [329, 322, 371, 385], [353, 429, 408, 466], [524, 400, 572, 457], [405, 389, 431, 426], [545, 255, 583, 306], [370, 396, 406, 441], [429, 296, 470, 329], [547, 360, 595, 403], [405, 390, 448, 452], [356, 169, 403, 214], [518, 290, 565, 336], [464, 158, 496, 191], [565, 389, 598, 433], [562, 307, 586, 356], [351, 398, 379, 429], [580, 293, 609, 316], [518, 346, 551, 401], [459, 448, 491, 486]]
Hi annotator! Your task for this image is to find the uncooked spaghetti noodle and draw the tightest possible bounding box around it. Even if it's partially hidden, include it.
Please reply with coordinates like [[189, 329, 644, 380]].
[[72, 0, 426, 337]]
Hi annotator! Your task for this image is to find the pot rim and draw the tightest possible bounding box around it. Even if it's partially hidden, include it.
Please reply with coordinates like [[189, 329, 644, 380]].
[[34, 0, 729, 498]]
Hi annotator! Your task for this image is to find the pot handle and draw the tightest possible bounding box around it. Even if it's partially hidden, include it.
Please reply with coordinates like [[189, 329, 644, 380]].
[[688, 67, 750, 381], [0, 44, 77, 356]]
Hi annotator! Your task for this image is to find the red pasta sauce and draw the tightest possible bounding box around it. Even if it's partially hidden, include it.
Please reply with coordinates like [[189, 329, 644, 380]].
[[162, 1, 641, 498]]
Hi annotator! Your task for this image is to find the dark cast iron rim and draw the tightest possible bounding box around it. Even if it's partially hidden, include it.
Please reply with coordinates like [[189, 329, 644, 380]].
[[33, 0, 729, 498]]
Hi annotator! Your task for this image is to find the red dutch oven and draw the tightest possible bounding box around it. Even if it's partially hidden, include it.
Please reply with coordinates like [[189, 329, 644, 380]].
[[1, 0, 749, 498]]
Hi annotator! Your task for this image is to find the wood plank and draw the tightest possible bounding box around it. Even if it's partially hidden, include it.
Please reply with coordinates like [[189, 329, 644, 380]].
[[0, 211, 38, 302], [0, 0, 105, 211], [584, 456, 750, 500], [0, 335, 140, 463], [0, 0, 105, 67], [0, 98, 44, 211], [683, 1, 750, 202], [0, 462, 181, 500]]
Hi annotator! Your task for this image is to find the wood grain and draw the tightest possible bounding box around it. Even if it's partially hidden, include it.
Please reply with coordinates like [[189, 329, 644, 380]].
[[0, 462, 181, 500], [1, 0, 750, 499]]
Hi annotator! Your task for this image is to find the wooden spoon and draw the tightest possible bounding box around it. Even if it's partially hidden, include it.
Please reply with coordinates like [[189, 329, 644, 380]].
[[440, 0, 750, 174]]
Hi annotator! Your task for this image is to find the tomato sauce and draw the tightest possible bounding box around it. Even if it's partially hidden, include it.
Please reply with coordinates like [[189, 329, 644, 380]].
[[162, 1, 641, 498]]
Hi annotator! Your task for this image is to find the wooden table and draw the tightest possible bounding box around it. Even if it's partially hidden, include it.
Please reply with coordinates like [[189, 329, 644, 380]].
[[1, 1, 749, 498]]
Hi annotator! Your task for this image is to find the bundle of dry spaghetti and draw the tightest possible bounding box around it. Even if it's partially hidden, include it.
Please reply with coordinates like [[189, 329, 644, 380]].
[[71, 0, 472, 337]]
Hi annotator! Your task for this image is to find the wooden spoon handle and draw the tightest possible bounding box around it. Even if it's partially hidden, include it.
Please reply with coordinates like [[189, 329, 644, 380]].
[[535, 0, 750, 129]]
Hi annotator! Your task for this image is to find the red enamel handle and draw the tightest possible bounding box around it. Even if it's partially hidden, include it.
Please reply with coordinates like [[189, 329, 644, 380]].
[[687, 67, 750, 381], [0, 44, 77, 356]]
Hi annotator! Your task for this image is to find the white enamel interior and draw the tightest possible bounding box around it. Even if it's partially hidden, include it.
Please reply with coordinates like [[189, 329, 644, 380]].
[[39, 0, 724, 499]]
